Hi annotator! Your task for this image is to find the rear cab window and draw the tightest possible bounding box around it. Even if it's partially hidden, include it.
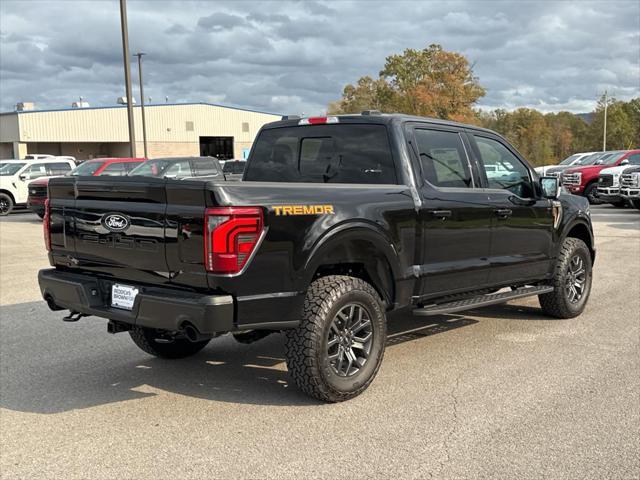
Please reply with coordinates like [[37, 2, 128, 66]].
[[244, 124, 397, 184]]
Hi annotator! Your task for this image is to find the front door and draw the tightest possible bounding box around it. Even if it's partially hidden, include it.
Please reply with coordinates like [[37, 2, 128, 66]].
[[467, 133, 554, 285], [409, 126, 493, 299]]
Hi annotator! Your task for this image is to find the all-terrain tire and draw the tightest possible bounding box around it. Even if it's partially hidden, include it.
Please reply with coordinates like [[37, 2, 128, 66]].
[[0, 193, 13, 216], [129, 326, 210, 359], [539, 237, 592, 318], [584, 183, 600, 204], [284, 275, 387, 402]]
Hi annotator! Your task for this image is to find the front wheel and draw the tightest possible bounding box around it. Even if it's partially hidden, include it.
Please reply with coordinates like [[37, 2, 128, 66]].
[[583, 183, 600, 204], [0, 193, 13, 216], [129, 326, 210, 359], [539, 238, 593, 318], [284, 275, 387, 402], [632, 199, 640, 211]]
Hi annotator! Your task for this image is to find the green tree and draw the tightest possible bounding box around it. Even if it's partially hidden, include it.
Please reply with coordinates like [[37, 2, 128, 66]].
[[588, 95, 636, 150], [329, 44, 485, 122]]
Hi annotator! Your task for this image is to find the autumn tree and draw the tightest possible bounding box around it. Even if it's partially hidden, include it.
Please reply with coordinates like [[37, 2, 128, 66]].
[[329, 44, 485, 122]]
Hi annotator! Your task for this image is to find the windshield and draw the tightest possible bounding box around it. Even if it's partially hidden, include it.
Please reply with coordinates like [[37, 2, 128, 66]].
[[70, 161, 103, 176], [559, 154, 581, 165], [129, 159, 191, 178], [577, 153, 605, 165], [0, 163, 26, 176], [600, 152, 626, 165]]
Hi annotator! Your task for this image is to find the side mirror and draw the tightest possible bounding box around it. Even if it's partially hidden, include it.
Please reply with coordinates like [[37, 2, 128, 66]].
[[19, 174, 29, 181], [621, 159, 629, 165], [540, 176, 561, 199]]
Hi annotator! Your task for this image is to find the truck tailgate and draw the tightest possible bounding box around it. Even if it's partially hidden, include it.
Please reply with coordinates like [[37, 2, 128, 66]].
[[48, 176, 209, 289]]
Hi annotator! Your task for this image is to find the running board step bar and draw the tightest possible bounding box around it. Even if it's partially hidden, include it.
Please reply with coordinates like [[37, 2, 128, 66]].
[[413, 286, 554, 316]]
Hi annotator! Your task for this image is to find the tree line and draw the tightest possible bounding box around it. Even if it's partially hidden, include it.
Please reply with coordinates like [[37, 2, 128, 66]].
[[328, 44, 639, 166]]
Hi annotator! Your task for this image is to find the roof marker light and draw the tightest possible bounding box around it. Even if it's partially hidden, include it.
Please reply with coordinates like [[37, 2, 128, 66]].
[[298, 116, 339, 125]]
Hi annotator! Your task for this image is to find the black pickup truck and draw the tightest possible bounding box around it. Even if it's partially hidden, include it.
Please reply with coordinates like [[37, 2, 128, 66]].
[[38, 113, 595, 402]]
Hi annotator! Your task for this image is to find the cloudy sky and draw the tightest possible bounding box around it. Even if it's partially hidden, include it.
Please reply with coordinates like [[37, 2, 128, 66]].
[[1, 0, 638, 115]]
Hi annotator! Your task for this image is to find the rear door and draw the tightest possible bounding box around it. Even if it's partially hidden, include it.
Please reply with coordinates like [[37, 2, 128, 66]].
[[408, 124, 493, 298], [467, 132, 554, 284]]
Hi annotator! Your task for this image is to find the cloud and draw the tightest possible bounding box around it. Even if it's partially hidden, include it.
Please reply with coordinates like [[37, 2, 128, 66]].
[[0, 0, 638, 115], [197, 12, 245, 32]]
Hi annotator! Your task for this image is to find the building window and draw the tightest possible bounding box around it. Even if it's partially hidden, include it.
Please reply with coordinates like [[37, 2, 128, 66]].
[[186, 121, 194, 132], [242, 122, 249, 133]]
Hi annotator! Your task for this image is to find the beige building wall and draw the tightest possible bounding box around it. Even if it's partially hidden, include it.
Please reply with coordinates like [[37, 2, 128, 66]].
[[14, 103, 279, 158], [0, 114, 19, 142]]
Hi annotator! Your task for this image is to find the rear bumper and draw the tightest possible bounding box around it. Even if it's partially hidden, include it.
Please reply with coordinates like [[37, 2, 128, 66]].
[[38, 268, 234, 334]]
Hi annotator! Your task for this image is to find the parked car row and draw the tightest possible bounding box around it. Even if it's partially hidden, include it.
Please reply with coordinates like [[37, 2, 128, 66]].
[[561, 150, 640, 207], [0, 155, 247, 216], [535, 150, 640, 209]]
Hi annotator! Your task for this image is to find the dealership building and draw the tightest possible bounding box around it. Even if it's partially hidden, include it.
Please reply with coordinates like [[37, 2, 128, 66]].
[[0, 102, 281, 160]]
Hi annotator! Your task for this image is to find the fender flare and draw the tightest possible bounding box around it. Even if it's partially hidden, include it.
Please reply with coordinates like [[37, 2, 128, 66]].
[[559, 215, 596, 261], [301, 221, 403, 305]]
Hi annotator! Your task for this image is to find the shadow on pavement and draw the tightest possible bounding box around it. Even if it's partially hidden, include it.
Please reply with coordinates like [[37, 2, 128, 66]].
[[0, 302, 484, 414]]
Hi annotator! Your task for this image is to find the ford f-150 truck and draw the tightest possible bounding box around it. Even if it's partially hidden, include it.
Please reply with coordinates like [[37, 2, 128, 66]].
[[38, 113, 595, 402]]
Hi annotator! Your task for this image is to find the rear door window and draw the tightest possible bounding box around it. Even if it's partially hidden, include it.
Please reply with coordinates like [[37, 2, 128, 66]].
[[192, 158, 220, 176], [46, 162, 72, 175], [413, 129, 473, 188], [244, 124, 397, 184]]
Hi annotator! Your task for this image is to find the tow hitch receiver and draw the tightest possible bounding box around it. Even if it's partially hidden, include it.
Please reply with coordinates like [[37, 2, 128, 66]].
[[107, 320, 132, 334], [62, 311, 87, 322]]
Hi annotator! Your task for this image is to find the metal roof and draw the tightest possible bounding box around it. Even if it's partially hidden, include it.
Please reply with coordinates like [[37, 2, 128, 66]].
[[0, 102, 280, 117]]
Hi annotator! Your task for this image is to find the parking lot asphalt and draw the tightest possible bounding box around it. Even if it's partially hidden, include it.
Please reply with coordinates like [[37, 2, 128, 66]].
[[1, 204, 638, 479]]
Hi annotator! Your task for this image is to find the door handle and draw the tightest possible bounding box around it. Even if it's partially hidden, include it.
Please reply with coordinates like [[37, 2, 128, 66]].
[[495, 208, 513, 218], [430, 209, 452, 220]]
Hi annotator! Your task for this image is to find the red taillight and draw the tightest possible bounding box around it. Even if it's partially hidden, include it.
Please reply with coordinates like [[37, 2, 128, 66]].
[[43, 199, 51, 251], [204, 207, 264, 274]]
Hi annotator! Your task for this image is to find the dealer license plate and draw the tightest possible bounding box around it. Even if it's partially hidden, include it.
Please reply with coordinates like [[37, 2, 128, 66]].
[[111, 284, 139, 310]]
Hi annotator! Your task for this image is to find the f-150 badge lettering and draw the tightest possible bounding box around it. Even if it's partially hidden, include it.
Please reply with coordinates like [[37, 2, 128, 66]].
[[273, 205, 335, 216]]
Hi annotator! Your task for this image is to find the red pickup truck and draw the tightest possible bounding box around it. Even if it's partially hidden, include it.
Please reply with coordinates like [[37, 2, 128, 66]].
[[27, 158, 145, 216], [561, 150, 635, 203]]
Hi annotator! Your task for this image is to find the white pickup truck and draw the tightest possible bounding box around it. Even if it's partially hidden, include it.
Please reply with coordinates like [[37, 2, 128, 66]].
[[598, 152, 640, 207], [0, 158, 76, 215]]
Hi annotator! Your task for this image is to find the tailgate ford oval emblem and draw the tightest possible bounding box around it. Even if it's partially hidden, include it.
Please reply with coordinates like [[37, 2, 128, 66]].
[[103, 213, 130, 232]]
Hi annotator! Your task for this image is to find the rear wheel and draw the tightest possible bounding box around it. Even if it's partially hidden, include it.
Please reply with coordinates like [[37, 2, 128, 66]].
[[129, 326, 210, 359], [539, 238, 592, 318], [284, 275, 387, 402], [0, 193, 13, 216], [584, 183, 600, 204]]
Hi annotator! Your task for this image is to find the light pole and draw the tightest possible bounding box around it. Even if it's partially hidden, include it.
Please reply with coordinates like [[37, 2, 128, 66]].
[[119, 0, 136, 157], [602, 90, 608, 152], [134, 52, 148, 158]]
